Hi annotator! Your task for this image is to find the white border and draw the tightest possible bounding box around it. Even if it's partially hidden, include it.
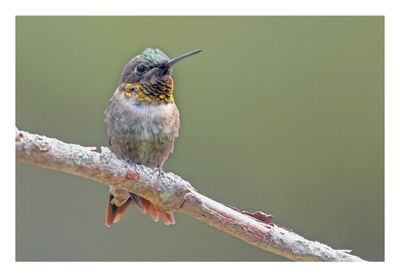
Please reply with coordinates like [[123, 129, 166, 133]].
[[2, 0, 398, 276]]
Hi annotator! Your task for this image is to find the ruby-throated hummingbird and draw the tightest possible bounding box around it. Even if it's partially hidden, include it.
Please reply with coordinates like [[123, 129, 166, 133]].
[[104, 48, 202, 227]]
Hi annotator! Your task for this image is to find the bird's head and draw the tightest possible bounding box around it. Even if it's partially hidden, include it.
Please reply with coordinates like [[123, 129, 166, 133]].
[[119, 48, 202, 104]]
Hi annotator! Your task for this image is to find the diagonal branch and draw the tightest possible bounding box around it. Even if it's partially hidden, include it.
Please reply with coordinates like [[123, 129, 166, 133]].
[[15, 128, 364, 261]]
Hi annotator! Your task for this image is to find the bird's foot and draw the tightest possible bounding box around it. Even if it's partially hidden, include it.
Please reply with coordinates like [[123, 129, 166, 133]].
[[152, 167, 165, 179], [126, 160, 139, 166]]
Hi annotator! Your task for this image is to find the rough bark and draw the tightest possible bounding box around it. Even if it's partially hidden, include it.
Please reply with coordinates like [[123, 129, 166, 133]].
[[15, 128, 364, 261]]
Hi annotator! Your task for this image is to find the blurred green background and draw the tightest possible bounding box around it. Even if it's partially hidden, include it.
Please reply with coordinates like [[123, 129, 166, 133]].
[[16, 16, 384, 261]]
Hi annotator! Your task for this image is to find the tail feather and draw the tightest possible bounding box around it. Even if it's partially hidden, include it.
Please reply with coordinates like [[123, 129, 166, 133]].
[[130, 193, 176, 225], [105, 194, 132, 228], [105, 192, 176, 227], [160, 211, 176, 225]]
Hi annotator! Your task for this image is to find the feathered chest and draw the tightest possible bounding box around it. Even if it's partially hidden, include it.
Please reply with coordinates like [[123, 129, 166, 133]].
[[105, 90, 180, 141]]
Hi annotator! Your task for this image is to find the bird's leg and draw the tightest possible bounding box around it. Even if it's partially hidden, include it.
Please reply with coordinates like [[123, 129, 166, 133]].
[[126, 160, 142, 173], [126, 160, 139, 166], [153, 166, 165, 179]]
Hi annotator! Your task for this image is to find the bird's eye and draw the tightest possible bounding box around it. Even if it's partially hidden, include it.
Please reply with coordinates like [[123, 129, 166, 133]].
[[136, 64, 148, 74]]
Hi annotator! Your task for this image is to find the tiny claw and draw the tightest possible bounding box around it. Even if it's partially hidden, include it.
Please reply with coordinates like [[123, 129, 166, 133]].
[[152, 167, 164, 179]]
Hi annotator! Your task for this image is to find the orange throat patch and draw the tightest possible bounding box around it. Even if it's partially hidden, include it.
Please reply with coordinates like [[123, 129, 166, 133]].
[[122, 80, 174, 104]]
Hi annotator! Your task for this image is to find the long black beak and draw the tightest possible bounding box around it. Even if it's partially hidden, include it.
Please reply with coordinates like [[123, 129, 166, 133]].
[[165, 49, 202, 67]]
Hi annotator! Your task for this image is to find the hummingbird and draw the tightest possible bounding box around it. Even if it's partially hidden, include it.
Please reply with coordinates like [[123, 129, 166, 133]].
[[104, 48, 202, 227]]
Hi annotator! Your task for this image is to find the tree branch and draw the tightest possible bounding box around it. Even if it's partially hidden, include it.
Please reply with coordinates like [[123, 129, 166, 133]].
[[15, 128, 364, 261]]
